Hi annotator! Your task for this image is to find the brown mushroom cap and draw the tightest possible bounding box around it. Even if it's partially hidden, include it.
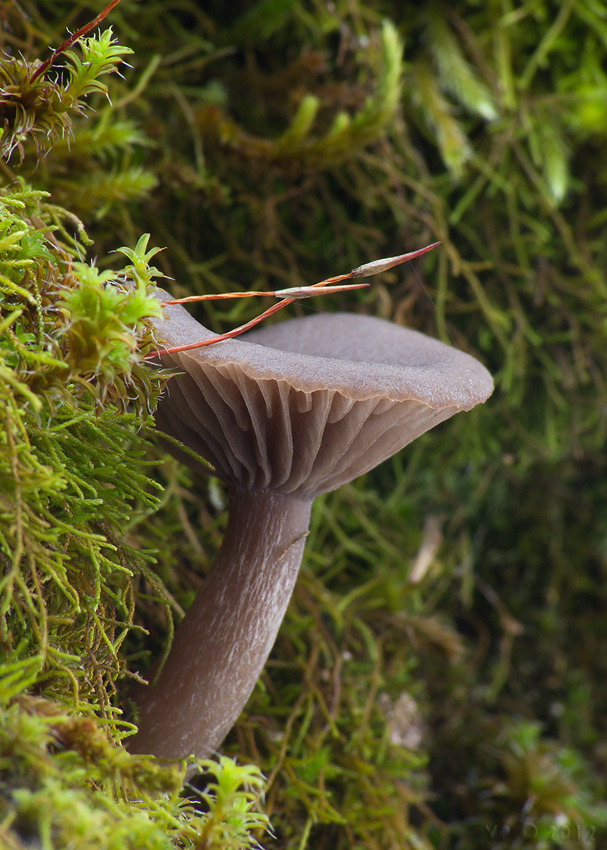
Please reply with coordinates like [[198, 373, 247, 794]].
[[153, 297, 493, 496]]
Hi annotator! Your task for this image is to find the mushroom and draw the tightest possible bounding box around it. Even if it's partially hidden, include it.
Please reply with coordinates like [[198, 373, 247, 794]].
[[129, 295, 493, 759]]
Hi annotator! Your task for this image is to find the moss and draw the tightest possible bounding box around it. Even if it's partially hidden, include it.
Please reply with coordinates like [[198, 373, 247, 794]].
[[3, 1, 607, 848], [1, 10, 269, 849], [0, 181, 167, 713], [0, 696, 270, 850]]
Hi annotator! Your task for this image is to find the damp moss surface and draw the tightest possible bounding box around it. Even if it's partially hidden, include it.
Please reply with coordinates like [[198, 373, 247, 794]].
[[2, 2, 607, 849]]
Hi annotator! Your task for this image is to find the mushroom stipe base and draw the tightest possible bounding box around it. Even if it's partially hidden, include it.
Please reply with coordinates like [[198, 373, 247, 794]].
[[129, 487, 312, 758]]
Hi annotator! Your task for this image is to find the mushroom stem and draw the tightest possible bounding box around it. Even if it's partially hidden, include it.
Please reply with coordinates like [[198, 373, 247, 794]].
[[129, 486, 313, 759]]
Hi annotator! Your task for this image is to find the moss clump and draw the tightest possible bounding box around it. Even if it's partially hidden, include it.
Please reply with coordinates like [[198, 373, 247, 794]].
[[3, 1, 607, 848], [1, 11, 270, 850], [0, 696, 270, 850], [0, 181, 167, 714]]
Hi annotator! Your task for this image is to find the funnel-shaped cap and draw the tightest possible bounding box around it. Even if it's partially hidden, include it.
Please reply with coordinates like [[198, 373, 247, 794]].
[[152, 299, 493, 496]]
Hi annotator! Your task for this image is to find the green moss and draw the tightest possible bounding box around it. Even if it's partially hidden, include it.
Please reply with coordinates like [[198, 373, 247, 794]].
[[0, 182, 167, 712], [0, 697, 270, 850], [3, 1, 607, 848], [1, 12, 270, 849], [194, 20, 404, 170]]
